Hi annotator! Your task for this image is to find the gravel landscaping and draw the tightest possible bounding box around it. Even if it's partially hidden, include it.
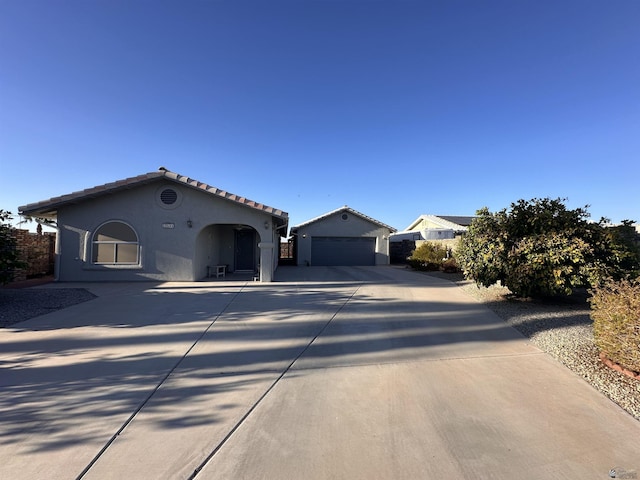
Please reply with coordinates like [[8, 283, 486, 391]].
[[425, 271, 640, 422], [0, 287, 96, 328]]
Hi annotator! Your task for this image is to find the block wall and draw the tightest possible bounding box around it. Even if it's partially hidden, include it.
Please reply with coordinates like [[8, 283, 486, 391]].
[[10, 229, 56, 282]]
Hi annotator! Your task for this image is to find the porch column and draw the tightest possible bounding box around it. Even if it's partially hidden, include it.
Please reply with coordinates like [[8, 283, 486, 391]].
[[258, 242, 274, 282], [54, 225, 61, 281]]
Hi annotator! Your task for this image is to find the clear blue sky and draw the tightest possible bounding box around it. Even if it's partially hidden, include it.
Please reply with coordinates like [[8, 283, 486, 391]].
[[1, 0, 639, 233]]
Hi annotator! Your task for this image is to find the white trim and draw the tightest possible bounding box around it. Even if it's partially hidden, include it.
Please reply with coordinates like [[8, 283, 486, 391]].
[[91, 220, 140, 266]]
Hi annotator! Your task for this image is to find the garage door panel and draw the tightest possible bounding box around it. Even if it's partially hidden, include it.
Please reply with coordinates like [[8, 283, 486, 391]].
[[311, 237, 375, 266]]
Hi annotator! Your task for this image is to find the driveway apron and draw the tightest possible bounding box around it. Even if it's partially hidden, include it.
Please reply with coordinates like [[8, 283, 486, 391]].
[[0, 267, 638, 479]]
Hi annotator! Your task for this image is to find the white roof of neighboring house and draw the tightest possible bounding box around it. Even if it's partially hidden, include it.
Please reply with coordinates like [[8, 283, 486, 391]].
[[19, 167, 289, 221], [405, 215, 475, 232], [291, 206, 396, 232]]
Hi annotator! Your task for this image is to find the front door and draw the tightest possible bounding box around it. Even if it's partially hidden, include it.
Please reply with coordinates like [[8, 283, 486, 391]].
[[235, 229, 256, 271]]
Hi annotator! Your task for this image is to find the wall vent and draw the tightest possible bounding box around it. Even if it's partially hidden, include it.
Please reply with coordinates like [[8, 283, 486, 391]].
[[160, 188, 178, 205]]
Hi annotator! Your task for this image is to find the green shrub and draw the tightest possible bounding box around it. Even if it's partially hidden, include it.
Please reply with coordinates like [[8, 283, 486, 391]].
[[408, 242, 450, 271], [607, 220, 640, 278], [505, 233, 589, 297], [590, 278, 640, 373], [457, 198, 635, 298]]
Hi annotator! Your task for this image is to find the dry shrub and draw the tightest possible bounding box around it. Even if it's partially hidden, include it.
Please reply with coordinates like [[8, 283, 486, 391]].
[[441, 258, 460, 273], [408, 242, 449, 271], [590, 278, 640, 373]]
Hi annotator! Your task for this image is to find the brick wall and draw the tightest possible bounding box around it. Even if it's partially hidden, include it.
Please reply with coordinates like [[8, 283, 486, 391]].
[[10, 229, 56, 282], [279, 240, 296, 266]]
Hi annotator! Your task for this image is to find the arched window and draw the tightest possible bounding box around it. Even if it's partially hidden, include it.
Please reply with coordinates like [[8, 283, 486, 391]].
[[92, 221, 139, 265]]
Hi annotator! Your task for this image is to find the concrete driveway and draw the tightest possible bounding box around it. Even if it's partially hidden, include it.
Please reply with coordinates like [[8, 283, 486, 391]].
[[1, 266, 638, 479]]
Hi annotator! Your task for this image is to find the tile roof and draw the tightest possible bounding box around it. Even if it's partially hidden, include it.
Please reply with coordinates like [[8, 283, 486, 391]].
[[18, 167, 288, 219], [291, 206, 396, 232]]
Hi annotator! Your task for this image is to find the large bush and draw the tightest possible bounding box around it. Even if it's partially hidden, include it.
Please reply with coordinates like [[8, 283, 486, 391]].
[[590, 278, 640, 373], [456, 198, 637, 297]]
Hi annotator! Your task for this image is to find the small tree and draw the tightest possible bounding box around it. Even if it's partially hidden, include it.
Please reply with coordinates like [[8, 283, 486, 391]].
[[457, 198, 635, 297], [0, 210, 26, 284]]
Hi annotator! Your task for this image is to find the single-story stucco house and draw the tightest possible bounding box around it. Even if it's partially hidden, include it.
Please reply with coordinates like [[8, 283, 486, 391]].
[[18, 168, 288, 282], [290, 206, 396, 266]]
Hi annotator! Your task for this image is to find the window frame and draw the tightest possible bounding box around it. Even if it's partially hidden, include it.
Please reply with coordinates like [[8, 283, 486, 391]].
[[91, 221, 140, 266]]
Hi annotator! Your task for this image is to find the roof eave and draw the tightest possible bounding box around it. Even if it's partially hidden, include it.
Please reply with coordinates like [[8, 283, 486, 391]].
[[293, 206, 396, 232], [18, 169, 289, 220], [404, 215, 426, 231], [18, 172, 164, 216]]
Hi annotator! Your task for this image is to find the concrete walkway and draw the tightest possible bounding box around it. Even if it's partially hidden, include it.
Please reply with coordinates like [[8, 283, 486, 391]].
[[0, 266, 638, 479]]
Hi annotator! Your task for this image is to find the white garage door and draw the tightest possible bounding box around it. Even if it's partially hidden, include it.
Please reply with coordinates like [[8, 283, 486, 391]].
[[311, 237, 376, 266]]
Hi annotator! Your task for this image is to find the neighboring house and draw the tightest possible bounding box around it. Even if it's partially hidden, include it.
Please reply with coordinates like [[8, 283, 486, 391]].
[[401, 214, 475, 238], [18, 168, 288, 282], [290, 206, 396, 266], [389, 214, 475, 263]]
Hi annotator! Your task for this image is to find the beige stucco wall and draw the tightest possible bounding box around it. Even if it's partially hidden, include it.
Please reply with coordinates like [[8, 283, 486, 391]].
[[408, 218, 445, 231]]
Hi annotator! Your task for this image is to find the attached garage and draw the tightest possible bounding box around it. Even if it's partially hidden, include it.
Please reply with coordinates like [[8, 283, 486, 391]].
[[291, 206, 396, 266], [311, 236, 376, 266]]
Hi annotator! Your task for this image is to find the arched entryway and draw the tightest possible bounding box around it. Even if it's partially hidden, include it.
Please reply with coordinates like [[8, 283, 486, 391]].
[[194, 224, 260, 279]]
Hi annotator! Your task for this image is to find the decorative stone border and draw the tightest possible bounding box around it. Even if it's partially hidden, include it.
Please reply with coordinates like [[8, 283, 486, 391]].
[[599, 352, 640, 380]]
